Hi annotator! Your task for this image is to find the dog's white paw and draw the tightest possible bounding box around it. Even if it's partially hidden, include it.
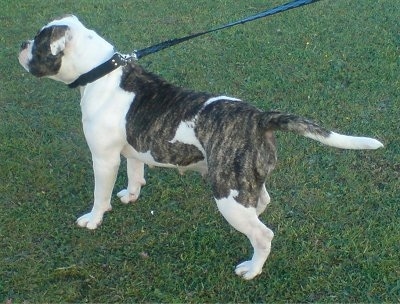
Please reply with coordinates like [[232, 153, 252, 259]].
[[76, 212, 104, 230], [235, 260, 262, 280], [117, 189, 139, 204]]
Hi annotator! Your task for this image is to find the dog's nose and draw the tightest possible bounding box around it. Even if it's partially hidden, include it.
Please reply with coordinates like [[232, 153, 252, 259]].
[[20, 41, 29, 50]]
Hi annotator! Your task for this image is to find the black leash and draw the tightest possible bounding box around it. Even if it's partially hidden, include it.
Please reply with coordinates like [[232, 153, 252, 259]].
[[68, 0, 322, 88], [133, 0, 322, 60]]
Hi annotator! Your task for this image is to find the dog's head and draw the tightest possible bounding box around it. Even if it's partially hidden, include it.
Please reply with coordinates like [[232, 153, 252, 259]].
[[18, 14, 114, 84]]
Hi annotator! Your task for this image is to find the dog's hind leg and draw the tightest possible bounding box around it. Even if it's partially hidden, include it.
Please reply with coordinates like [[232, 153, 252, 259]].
[[117, 158, 146, 204], [216, 189, 274, 280], [256, 183, 271, 216]]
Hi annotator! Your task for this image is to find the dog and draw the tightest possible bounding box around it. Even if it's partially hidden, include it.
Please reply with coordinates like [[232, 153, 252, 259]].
[[18, 15, 383, 280]]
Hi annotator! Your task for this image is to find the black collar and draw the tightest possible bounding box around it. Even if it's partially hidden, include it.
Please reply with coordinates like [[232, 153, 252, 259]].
[[68, 53, 129, 88]]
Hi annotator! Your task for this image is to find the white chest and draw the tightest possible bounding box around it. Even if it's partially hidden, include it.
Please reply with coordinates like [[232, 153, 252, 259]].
[[79, 68, 135, 150]]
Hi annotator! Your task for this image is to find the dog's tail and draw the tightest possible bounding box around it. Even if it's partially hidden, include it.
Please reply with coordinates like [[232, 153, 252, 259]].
[[261, 111, 383, 149]]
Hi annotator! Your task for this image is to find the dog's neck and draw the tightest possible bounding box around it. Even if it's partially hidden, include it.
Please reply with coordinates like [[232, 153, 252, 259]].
[[68, 53, 129, 88]]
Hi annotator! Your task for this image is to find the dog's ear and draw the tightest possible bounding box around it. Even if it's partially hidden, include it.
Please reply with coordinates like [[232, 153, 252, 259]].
[[50, 25, 71, 56]]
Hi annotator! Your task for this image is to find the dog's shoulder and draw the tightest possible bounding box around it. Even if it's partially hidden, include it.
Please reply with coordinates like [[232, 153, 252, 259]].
[[120, 62, 168, 92]]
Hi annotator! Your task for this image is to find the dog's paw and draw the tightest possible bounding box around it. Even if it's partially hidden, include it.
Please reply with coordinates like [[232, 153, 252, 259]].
[[76, 212, 104, 230], [117, 189, 139, 204], [235, 260, 262, 280]]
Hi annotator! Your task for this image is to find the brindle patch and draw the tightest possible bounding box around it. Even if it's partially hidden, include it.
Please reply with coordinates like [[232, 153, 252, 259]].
[[28, 26, 67, 77], [120, 62, 280, 207], [261, 111, 331, 137], [121, 63, 213, 166], [196, 101, 277, 205]]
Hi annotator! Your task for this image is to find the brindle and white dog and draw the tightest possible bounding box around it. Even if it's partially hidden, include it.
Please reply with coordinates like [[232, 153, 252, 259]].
[[19, 15, 383, 280]]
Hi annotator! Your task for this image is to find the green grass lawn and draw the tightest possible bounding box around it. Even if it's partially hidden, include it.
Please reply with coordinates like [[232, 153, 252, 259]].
[[1, 0, 399, 302]]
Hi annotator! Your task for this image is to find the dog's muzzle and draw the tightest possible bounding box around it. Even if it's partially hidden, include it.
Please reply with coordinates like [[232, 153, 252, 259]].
[[19, 41, 32, 71]]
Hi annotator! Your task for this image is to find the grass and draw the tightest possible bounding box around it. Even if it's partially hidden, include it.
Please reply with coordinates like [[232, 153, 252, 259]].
[[1, 0, 399, 302]]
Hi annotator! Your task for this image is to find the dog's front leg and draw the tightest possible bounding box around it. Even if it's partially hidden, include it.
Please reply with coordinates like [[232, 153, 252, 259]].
[[77, 155, 120, 229], [117, 158, 146, 204]]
